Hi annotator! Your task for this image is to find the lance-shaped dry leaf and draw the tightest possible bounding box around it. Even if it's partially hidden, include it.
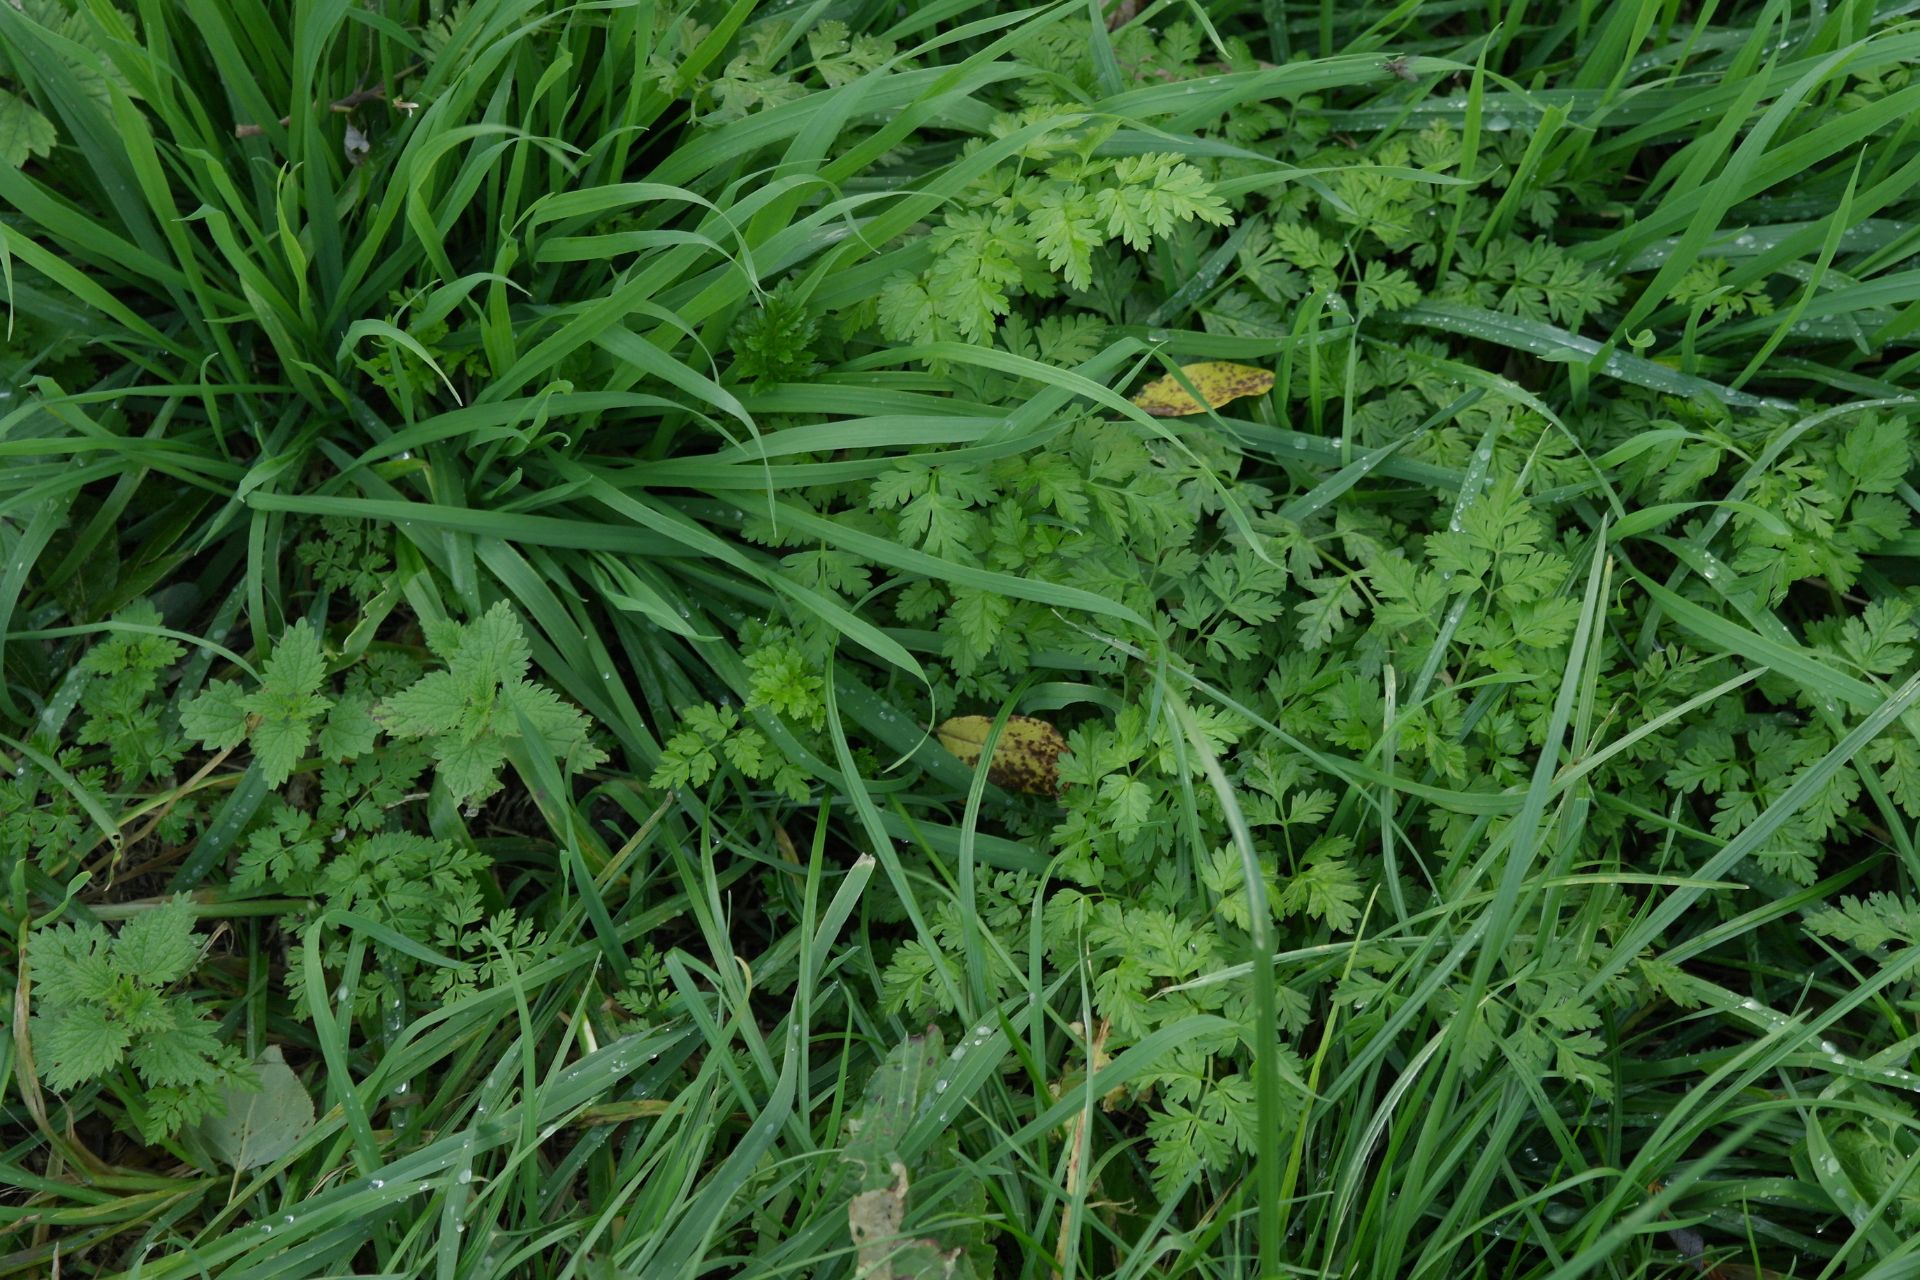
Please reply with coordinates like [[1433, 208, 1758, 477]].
[[1129, 361, 1275, 416], [849, 1161, 975, 1279], [934, 714, 1066, 796]]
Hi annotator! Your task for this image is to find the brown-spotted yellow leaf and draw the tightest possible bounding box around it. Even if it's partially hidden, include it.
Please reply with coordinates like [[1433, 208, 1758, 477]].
[[935, 714, 1066, 796], [1129, 361, 1275, 417]]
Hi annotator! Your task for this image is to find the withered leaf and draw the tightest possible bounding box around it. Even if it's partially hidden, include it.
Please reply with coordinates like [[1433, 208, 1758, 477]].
[[1129, 361, 1275, 417], [848, 1161, 976, 1279], [935, 714, 1066, 796], [849, 1161, 909, 1275]]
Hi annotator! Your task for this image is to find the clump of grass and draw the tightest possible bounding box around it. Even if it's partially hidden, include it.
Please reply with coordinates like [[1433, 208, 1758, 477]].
[[5, 2, 1920, 1278]]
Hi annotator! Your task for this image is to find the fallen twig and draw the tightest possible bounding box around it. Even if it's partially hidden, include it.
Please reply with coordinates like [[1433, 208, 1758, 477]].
[[234, 68, 421, 138]]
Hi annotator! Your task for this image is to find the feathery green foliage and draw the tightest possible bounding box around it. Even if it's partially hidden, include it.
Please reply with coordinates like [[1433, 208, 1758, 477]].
[[6, 2, 1920, 1278]]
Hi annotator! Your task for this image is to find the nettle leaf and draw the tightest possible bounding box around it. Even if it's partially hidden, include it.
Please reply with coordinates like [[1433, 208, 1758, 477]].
[[248, 716, 318, 788], [112, 897, 202, 987], [435, 737, 513, 802], [316, 692, 380, 762], [33, 1004, 132, 1091], [376, 670, 466, 738], [193, 1046, 314, 1171], [26, 898, 235, 1119], [229, 621, 334, 785], [29, 921, 118, 1008], [179, 679, 252, 751], [128, 1014, 223, 1087], [377, 602, 605, 803]]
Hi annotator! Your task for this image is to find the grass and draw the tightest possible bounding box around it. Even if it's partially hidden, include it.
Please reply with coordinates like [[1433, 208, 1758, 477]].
[[7, 0, 1920, 1276]]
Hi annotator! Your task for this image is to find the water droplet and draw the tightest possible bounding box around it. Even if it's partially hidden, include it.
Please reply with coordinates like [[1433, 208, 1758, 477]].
[[457, 1168, 473, 1184], [370, 1179, 385, 1190], [260, 1224, 273, 1235]]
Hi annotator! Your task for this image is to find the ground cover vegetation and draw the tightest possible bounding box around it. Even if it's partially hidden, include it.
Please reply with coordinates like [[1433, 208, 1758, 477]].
[[6, 0, 1920, 1275]]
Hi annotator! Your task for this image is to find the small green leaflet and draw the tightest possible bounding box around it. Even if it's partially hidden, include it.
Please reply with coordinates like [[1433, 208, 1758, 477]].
[[0, 89, 56, 168]]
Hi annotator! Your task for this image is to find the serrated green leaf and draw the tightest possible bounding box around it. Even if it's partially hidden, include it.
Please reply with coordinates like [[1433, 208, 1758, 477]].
[[179, 679, 251, 751], [316, 692, 379, 761], [111, 897, 200, 987], [33, 1005, 131, 1090]]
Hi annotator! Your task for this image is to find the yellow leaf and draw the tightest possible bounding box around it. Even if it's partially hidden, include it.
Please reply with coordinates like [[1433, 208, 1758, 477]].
[[1129, 361, 1275, 417], [935, 714, 1067, 796]]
